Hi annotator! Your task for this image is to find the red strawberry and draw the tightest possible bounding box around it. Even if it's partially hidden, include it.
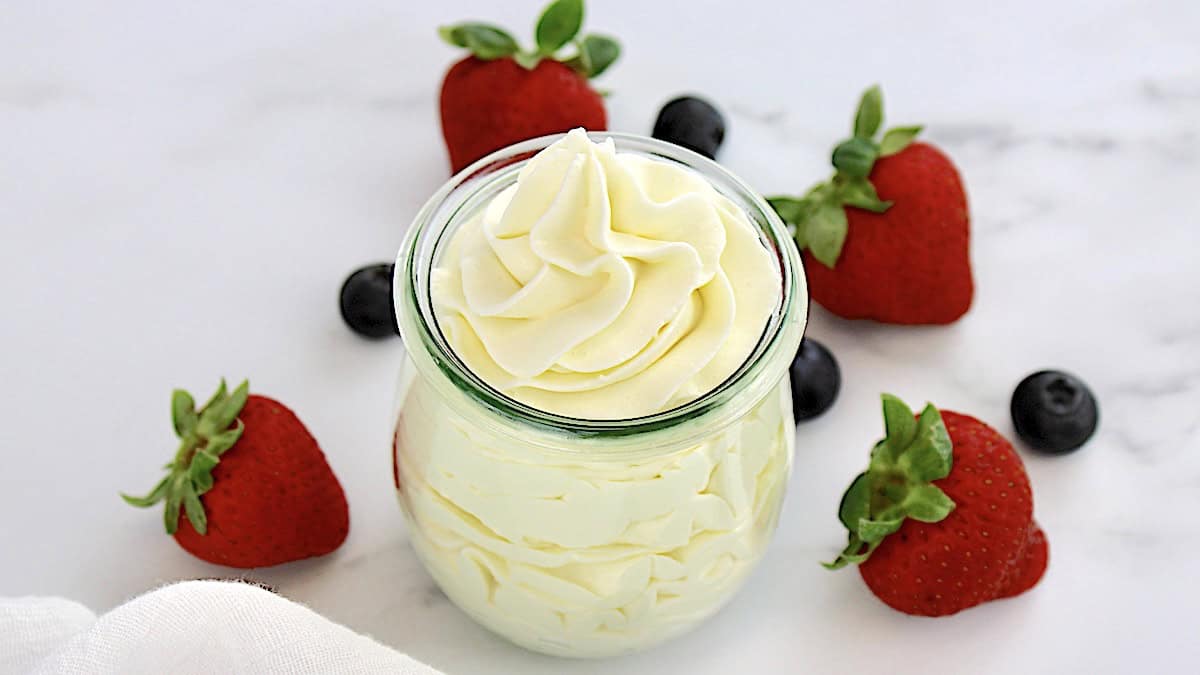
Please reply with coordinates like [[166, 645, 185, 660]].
[[123, 380, 349, 568], [826, 396, 1047, 616], [769, 86, 973, 324], [441, 58, 606, 174], [437, 0, 619, 173], [997, 523, 1049, 599]]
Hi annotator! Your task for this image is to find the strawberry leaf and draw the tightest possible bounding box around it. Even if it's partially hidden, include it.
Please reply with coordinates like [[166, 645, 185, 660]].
[[197, 380, 248, 436], [839, 176, 891, 213], [120, 477, 169, 508], [767, 196, 815, 249], [122, 378, 250, 538], [770, 186, 836, 259], [910, 405, 953, 477], [512, 51, 539, 70], [853, 85, 883, 139], [903, 443, 953, 483], [805, 202, 848, 268], [881, 394, 917, 458], [190, 447, 219, 485], [880, 125, 923, 156], [164, 490, 182, 535], [439, 23, 520, 60], [206, 420, 244, 457], [858, 517, 904, 544], [773, 85, 920, 269], [872, 437, 904, 479], [199, 379, 227, 415], [837, 472, 871, 532], [904, 485, 956, 523], [825, 395, 955, 569], [823, 534, 872, 570], [568, 34, 620, 78], [792, 221, 807, 250], [767, 196, 806, 223], [535, 0, 584, 55], [182, 482, 207, 535], [171, 390, 197, 437]]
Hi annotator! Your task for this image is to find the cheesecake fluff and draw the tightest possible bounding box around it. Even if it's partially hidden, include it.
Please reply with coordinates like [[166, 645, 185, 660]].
[[429, 128, 780, 419], [395, 130, 793, 656]]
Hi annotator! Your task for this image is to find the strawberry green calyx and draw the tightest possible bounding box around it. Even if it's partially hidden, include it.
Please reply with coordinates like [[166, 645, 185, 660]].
[[438, 0, 620, 79], [121, 380, 248, 536], [767, 85, 923, 268], [824, 394, 956, 569]]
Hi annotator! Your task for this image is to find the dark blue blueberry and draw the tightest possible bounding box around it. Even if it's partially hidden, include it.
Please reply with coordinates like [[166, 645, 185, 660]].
[[340, 263, 399, 339], [652, 96, 726, 159], [789, 338, 841, 422], [1011, 370, 1098, 454]]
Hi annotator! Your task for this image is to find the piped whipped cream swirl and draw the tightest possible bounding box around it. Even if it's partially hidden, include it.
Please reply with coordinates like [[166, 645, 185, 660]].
[[431, 129, 780, 419]]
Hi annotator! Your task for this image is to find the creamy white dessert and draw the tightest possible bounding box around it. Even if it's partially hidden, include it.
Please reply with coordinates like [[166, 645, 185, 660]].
[[430, 128, 780, 419], [394, 129, 794, 657], [394, 372, 792, 657]]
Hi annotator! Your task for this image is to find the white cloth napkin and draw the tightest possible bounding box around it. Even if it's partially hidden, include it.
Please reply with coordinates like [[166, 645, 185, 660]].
[[0, 580, 443, 675]]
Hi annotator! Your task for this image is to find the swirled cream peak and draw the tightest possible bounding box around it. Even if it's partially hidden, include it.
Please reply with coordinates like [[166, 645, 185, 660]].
[[431, 128, 780, 419]]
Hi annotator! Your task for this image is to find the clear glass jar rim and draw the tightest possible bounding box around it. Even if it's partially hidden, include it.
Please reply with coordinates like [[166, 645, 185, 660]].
[[394, 131, 807, 442]]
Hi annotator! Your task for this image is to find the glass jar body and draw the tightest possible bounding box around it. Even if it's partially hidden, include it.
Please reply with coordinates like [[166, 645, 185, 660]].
[[392, 131, 806, 657], [392, 361, 794, 657]]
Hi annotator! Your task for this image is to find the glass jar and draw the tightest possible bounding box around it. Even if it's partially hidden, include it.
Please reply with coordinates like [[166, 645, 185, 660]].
[[392, 132, 807, 658]]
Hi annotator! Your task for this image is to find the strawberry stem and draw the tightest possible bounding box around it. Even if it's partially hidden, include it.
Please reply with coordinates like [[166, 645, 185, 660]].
[[768, 85, 922, 268], [824, 394, 956, 569], [437, 0, 619, 79], [120, 379, 249, 536]]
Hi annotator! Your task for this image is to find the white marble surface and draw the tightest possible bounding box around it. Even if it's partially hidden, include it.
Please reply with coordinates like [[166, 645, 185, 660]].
[[2, 0, 1198, 672]]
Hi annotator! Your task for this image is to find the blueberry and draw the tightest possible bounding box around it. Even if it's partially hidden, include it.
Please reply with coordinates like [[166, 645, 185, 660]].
[[652, 96, 726, 159], [789, 338, 841, 422], [339, 263, 399, 339], [1011, 370, 1098, 454]]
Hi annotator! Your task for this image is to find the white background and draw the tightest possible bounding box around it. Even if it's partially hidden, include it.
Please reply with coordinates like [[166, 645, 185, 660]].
[[2, 1, 1199, 673]]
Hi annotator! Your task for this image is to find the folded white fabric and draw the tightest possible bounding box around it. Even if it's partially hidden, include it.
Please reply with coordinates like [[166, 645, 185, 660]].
[[0, 580, 443, 675]]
